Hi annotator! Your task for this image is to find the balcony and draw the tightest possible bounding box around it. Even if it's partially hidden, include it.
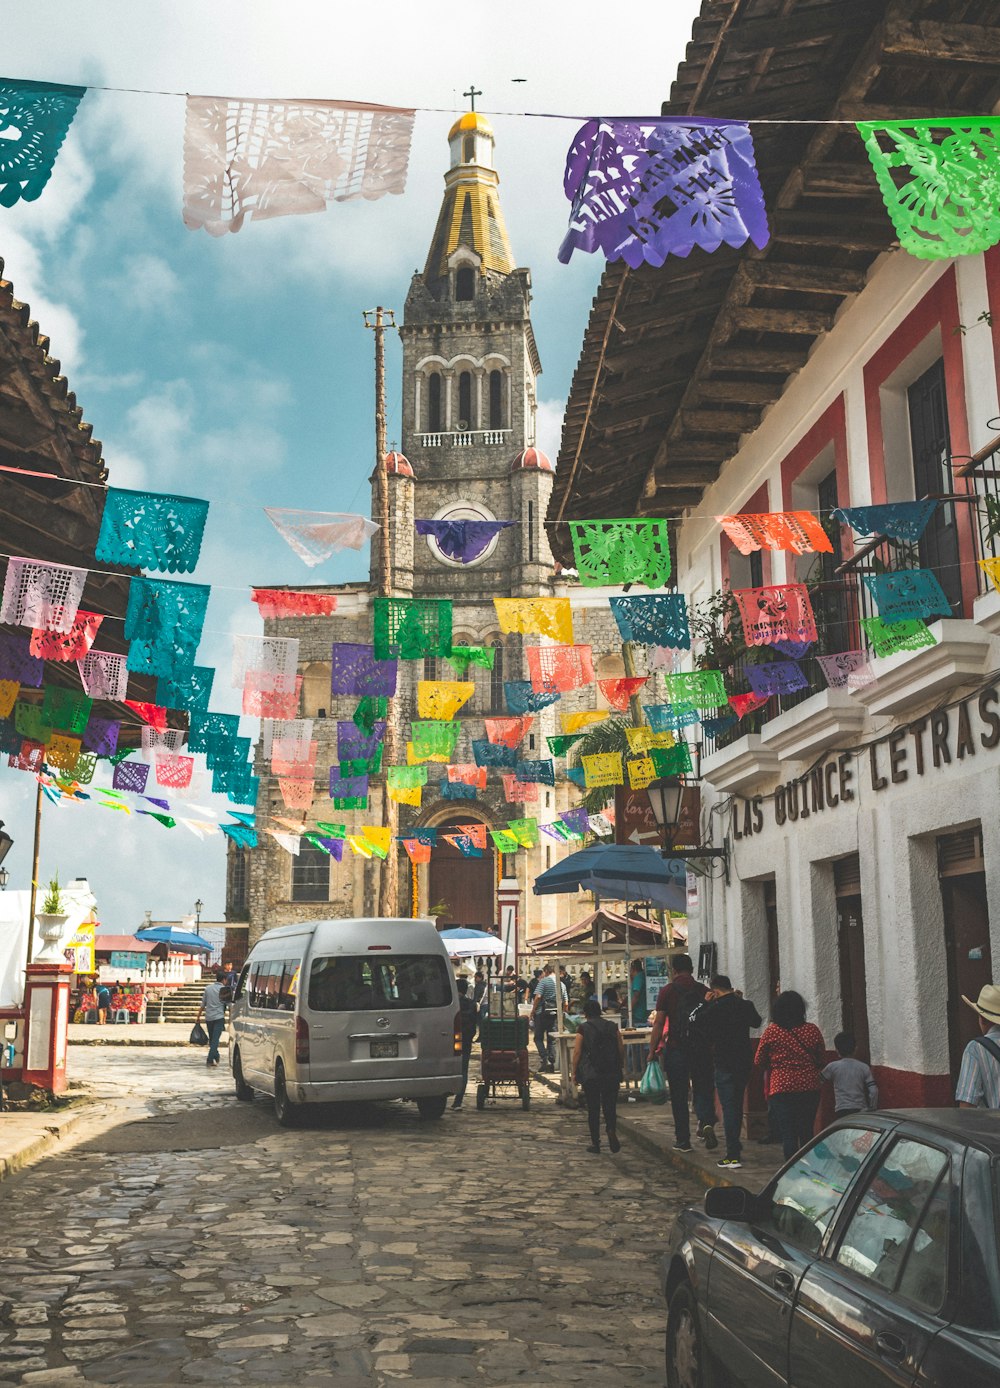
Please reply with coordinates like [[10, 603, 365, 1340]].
[[417, 430, 511, 448], [957, 434, 1000, 632], [702, 485, 994, 766], [760, 688, 866, 761], [701, 734, 780, 794]]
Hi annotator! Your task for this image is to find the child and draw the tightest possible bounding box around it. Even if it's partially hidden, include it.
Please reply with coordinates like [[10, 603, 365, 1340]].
[[822, 1032, 878, 1118]]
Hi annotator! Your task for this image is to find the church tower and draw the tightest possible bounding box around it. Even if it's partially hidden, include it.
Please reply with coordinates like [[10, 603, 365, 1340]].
[[386, 110, 555, 601]]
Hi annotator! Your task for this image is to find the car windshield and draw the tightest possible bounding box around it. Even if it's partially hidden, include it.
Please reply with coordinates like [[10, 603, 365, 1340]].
[[308, 954, 452, 1011]]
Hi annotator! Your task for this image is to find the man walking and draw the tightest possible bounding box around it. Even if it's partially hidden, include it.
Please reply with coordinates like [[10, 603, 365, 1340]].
[[453, 977, 479, 1109], [957, 983, 1000, 1108], [530, 962, 567, 1073], [647, 954, 715, 1153], [195, 969, 227, 1068], [696, 974, 762, 1169]]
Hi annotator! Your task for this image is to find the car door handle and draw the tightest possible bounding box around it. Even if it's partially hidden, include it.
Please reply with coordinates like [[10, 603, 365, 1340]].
[[875, 1332, 906, 1359], [772, 1271, 795, 1295]]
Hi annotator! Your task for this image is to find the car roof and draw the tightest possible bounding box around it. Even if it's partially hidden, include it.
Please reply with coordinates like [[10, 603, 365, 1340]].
[[854, 1108, 1000, 1154]]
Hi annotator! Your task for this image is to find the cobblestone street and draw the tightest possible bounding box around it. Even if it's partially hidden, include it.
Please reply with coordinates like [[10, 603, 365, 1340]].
[[0, 1047, 699, 1387]]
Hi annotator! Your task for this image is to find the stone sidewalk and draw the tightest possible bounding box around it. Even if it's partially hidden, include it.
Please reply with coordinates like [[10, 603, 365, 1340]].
[[68, 1024, 229, 1048], [0, 1105, 89, 1183], [536, 1071, 783, 1191]]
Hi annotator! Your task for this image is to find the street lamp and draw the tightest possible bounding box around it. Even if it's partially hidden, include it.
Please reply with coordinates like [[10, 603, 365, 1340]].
[[0, 865, 8, 890], [646, 778, 730, 885], [194, 898, 203, 929], [0, 821, 13, 869]]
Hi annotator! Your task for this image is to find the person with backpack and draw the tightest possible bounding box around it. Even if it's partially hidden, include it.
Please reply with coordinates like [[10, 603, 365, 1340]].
[[572, 997, 625, 1154], [452, 977, 479, 1109], [694, 974, 762, 1169], [646, 954, 716, 1153], [956, 983, 1000, 1108]]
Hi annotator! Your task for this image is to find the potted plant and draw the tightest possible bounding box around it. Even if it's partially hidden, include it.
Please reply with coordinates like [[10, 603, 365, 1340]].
[[35, 873, 70, 962], [427, 900, 450, 928]]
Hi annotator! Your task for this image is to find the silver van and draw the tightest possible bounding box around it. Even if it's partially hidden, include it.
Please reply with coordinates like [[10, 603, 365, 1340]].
[[229, 917, 462, 1125]]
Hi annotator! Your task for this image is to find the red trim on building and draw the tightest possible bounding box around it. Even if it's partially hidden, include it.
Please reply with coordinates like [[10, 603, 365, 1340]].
[[873, 1065, 954, 1110], [862, 268, 978, 616], [983, 244, 1000, 409], [779, 394, 851, 557], [720, 479, 773, 587]]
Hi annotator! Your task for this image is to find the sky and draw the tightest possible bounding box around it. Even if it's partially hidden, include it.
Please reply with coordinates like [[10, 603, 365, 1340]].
[[0, 0, 704, 932]]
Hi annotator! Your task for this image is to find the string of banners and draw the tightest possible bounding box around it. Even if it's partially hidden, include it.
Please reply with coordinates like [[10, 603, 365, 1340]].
[[3, 465, 994, 847], [5, 78, 1000, 262]]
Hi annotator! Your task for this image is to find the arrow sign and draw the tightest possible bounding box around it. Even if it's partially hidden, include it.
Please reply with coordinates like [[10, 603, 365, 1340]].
[[628, 829, 660, 845]]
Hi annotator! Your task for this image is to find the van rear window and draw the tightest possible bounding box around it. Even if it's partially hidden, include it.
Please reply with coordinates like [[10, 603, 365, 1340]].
[[308, 955, 451, 1011]]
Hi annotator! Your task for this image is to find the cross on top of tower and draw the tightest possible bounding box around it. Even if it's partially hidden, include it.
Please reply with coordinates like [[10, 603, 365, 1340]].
[[463, 84, 482, 111]]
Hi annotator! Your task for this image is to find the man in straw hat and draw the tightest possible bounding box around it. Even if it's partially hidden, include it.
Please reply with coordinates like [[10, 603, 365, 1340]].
[[956, 984, 1000, 1108]]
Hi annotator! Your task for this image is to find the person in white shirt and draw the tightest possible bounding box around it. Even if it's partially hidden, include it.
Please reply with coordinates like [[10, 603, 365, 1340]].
[[195, 969, 228, 1068]]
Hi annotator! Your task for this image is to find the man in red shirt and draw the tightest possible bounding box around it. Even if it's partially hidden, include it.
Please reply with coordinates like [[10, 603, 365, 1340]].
[[647, 955, 716, 1152]]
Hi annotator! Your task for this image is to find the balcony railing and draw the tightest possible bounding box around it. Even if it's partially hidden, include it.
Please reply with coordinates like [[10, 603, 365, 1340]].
[[954, 436, 1000, 596], [417, 429, 511, 448]]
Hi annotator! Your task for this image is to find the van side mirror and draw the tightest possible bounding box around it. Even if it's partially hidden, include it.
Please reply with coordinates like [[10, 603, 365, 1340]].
[[705, 1185, 756, 1221]]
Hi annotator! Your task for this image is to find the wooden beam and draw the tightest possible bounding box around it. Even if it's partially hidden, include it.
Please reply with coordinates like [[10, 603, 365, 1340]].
[[681, 408, 761, 435], [636, 488, 706, 514], [883, 18, 1000, 67], [731, 307, 837, 336], [746, 262, 867, 295], [647, 463, 724, 488], [690, 379, 782, 406], [708, 346, 809, 373]]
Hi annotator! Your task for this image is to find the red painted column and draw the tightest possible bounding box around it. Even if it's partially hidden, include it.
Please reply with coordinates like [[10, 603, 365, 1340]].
[[22, 962, 72, 1094]]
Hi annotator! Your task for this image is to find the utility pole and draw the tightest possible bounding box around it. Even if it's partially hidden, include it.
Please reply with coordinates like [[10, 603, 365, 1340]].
[[24, 781, 43, 974], [364, 307, 399, 918]]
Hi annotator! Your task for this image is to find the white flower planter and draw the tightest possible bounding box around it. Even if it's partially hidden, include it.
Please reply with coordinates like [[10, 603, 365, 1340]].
[[35, 912, 70, 964]]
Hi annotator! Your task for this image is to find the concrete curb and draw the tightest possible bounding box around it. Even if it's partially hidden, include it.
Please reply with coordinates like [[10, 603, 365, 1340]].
[[0, 1104, 89, 1184]]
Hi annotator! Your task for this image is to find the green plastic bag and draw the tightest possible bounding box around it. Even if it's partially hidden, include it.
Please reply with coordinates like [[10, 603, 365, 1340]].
[[639, 1059, 667, 1104]]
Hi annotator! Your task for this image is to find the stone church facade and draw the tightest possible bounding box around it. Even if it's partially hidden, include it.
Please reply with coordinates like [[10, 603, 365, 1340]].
[[231, 112, 628, 950]]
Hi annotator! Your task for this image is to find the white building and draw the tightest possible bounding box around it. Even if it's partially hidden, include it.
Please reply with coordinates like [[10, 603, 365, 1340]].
[[552, 0, 1000, 1106]]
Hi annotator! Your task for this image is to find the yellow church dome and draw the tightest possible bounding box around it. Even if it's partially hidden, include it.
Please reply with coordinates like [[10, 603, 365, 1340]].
[[448, 110, 494, 141]]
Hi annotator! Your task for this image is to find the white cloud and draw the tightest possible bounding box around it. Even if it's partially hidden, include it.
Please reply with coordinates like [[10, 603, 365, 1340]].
[[115, 253, 181, 311], [536, 397, 565, 464]]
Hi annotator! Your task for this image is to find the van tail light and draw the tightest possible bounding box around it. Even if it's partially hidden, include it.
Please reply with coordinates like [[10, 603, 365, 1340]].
[[295, 1016, 310, 1064], [453, 1011, 463, 1055]]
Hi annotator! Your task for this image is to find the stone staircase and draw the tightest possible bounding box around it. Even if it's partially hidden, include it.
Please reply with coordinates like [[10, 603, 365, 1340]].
[[156, 980, 210, 1024]]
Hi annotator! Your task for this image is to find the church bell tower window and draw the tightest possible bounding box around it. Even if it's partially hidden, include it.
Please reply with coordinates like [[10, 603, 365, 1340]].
[[458, 371, 473, 430], [489, 638, 505, 712], [463, 134, 475, 164], [428, 372, 442, 432], [455, 266, 475, 301], [489, 370, 505, 429]]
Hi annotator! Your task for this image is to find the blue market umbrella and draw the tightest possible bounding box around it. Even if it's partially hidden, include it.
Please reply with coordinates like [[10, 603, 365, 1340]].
[[533, 844, 687, 908], [135, 926, 216, 953]]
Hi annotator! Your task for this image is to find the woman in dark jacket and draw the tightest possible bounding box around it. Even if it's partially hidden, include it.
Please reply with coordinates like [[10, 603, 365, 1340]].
[[754, 990, 826, 1160], [572, 998, 626, 1154]]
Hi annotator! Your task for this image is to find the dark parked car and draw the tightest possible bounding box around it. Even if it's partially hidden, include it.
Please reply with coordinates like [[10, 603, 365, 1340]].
[[662, 1110, 1000, 1387]]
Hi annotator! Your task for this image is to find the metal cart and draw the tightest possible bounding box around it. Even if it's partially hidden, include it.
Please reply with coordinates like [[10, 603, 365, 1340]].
[[476, 1013, 531, 1110]]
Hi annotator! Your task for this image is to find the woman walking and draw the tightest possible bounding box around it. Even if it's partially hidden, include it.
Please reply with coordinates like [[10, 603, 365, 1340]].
[[572, 998, 625, 1154], [754, 991, 825, 1161]]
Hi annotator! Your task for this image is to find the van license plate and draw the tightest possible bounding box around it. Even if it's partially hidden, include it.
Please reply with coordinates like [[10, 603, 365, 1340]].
[[370, 1040, 398, 1059]]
